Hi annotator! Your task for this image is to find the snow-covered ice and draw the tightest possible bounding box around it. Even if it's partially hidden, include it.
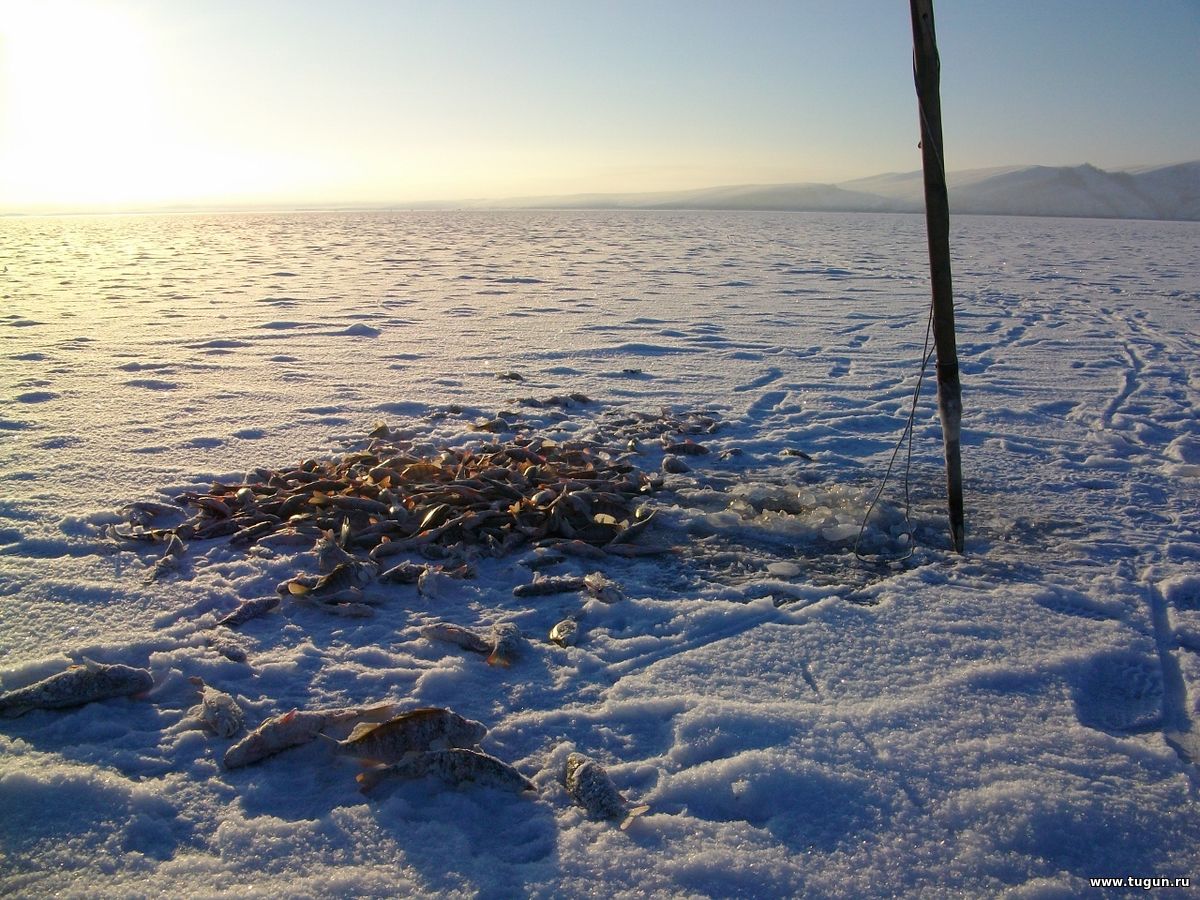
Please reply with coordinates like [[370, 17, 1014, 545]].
[[1, 210, 1197, 897]]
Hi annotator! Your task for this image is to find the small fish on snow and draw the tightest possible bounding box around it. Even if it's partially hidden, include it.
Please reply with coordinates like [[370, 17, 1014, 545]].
[[278, 560, 374, 602], [223, 701, 395, 769], [487, 622, 523, 668], [582, 572, 623, 604], [144, 533, 186, 583], [513, 575, 586, 598], [0, 660, 153, 718], [549, 617, 580, 647], [564, 752, 649, 829], [379, 561, 426, 584], [417, 567, 456, 598], [187, 676, 244, 738], [315, 530, 356, 573], [357, 748, 535, 794], [215, 595, 279, 629], [330, 707, 486, 763], [420, 622, 491, 654]]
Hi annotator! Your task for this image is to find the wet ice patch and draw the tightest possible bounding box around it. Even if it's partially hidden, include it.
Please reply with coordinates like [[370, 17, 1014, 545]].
[[691, 480, 910, 555]]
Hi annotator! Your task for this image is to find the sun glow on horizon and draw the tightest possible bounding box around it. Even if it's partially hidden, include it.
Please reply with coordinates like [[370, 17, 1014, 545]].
[[1, 1, 315, 211]]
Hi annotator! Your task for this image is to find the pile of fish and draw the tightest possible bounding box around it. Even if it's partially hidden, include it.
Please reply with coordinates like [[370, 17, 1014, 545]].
[[118, 425, 666, 556], [114, 425, 676, 613]]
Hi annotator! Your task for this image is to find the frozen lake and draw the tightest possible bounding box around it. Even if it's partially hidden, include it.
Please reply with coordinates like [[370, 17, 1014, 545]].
[[1, 210, 1198, 897]]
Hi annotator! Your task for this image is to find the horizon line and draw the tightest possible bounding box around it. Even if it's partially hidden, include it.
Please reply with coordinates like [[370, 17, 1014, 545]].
[[2, 158, 1196, 219]]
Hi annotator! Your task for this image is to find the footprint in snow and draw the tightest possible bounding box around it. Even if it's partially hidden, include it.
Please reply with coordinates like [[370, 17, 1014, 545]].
[[1071, 650, 1163, 733], [124, 379, 178, 391], [14, 391, 59, 403]]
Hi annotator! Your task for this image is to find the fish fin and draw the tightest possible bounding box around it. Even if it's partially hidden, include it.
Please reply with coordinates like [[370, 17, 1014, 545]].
[[280, 709, 298, 724], [1, 705, 32, 718], [359, 702, 398, 722], [188, 675, 205, 688], [316, 731, 341, 747], [357, 766, 389, 793], [486, 652, 511, 668], [620, 805, 650, 830], [344, 720, 382, 742]]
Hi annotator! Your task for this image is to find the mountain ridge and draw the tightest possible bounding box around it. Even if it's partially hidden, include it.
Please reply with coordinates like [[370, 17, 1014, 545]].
[[453, 161, 1200, 221]]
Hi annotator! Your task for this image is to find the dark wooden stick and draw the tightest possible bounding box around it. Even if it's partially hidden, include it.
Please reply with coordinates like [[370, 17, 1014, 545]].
[[910, 0, 965, 552]]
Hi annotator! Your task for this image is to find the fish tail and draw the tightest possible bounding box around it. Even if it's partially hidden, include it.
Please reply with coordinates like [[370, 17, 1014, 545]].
[[620, 805, 650, 830]]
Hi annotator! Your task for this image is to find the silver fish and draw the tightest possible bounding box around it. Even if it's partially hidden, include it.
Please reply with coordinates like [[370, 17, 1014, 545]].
[[279, 560, 374, 601], [120, 500, 180, 527], [315, 530, 356, 573], [357, 748, 535, 794], [215, 595, 280, 629], [417, 567, 455, 598], [513, 575, 586, 598], [187, 676, 244, 738], [289, 593, 376, 618], [538, 539, 607, 560], [420, 622, 491, 654], [582, 572, 623, 604], [548, 618, 579, 647], [144, 533, 186, 584], [256, 527, 323, 551], [331, 707, 486, 763], [205, 634, 248, 663], [379, 561, 427, 584], [564, 752, 649, 829], [0, 660, 153, 718], [519, 548, 565, 570], [487, 622, 522, 668], [223, 701, 396, 769]]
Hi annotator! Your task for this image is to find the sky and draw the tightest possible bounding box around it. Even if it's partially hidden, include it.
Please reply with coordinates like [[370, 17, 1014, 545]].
[[1, 0, 1198, 213]]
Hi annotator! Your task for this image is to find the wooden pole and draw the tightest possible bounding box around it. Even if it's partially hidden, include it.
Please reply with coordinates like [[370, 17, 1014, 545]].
[[910, 0, 965, 552]]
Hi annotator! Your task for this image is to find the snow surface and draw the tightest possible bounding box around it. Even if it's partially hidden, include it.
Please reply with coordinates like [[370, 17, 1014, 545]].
[[0, 210, 1198, 897]]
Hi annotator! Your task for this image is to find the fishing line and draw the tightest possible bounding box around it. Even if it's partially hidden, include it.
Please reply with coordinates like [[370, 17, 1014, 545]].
[[853, 295, 935, 565]]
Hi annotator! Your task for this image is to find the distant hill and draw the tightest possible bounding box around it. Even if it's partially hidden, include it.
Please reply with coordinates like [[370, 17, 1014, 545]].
[[461, 162, 1200, 221]]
